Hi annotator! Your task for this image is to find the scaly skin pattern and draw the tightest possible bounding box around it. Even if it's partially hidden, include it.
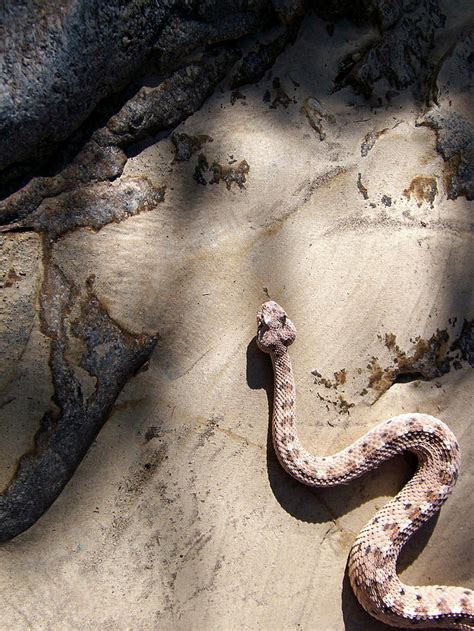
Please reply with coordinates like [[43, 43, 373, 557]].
[[256, 300, 474, 630]]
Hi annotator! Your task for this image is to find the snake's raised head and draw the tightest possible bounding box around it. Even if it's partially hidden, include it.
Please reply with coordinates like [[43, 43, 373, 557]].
[[256, 301, 296, 355]]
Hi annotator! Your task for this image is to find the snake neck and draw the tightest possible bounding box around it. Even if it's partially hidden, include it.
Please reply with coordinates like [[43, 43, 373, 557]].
[[270, 348, 314, 484], [271, 348, 345, 485]]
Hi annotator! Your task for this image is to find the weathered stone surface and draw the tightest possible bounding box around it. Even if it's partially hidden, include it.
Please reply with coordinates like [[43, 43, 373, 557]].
[[334, 0, 445, 99], [0, 262, 157, 541], [0, 234, 52, 493], [93, 50, 241, 150], [0, 0, 299, 174], [231, 25, 298, 88], [0, 2, 473, 630], [0, 0, 168, 171], [417, 33, 474, 200], [0, 142, 128, 224], [20, 177, 166, 240], [0, 234, 42, 391]]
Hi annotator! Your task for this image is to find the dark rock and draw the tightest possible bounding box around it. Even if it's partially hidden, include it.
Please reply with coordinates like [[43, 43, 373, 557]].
[[154, 12, 268, 71], [231, 25, 299, 88], [333, 0, 444, 98], [0, 0, 289, 173], [271, 0, 305, 23], [93, 49, 240, 149], [453, 320, 474, 367], [194, 153, 210, 186], [419, 110, 474, 200], [0, 0, 171, 171], [268, 77, 295, 109], [172, 132, 214, 162], [0, 265, 157, 542], [0, 142, 127, 225], [193, 154, 250, 189], [21, 177, 166, 240], [357, 174, 369, 199]]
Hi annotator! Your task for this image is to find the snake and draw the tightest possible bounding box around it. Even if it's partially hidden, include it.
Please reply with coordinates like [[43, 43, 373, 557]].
[[256, 300, 474, 629]]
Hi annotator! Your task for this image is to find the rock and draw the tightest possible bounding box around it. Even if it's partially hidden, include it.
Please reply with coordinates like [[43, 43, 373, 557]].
[[0, 0, 289, 173], [0, 234, 42, 391], [334, 0, 445, 99], [21, 177, 166, 240], [0, 264, 157, 542], [417, 33, 474, 200], [93, 50, 240, 149], [0, 0, 169, 171], [0, 142, 128, 224], [0, 2, 472, 630]]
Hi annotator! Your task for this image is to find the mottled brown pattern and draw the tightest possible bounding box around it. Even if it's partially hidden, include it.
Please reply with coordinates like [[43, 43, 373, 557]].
[[425, 489, 440, 503], [393, 598, 405, 612], [440, 468, 454, 485], [256, 301, 474, 630], [383, 523, 400, 541], [408, 507, 423, 521], [408, 419, 425, 432], [438, 598, 453, 614], [415, 604, 429, 615], [462, 599, 472, 614]]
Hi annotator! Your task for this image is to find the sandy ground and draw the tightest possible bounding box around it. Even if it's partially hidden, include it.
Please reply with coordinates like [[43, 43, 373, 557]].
[[0, 8, 473, 631]]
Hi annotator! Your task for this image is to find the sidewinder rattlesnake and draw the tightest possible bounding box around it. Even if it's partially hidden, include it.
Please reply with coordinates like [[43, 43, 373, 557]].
[[256, 300, 473, 629]]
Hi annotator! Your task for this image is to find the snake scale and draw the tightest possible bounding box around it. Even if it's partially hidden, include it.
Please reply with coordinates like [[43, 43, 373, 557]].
[[256, 300, 474, 629]]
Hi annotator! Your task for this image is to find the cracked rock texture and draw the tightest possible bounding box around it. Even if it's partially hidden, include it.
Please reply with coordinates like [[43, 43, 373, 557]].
[[0, 0, 297, 174], [0, 1, 473, 630]]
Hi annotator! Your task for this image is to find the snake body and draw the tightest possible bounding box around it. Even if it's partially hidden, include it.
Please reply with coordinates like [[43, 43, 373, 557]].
[[256, 300, 474, 629]]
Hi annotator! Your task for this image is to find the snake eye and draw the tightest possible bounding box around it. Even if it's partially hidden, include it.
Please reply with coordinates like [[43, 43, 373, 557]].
[[281, 314, 287, 324]]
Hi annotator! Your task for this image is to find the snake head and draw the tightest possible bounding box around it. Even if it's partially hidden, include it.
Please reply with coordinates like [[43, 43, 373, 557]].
[[256, 301, 296, 354]]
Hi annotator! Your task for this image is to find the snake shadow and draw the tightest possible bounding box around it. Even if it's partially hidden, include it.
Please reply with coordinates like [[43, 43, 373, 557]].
[[246, 337, 440, 631]]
